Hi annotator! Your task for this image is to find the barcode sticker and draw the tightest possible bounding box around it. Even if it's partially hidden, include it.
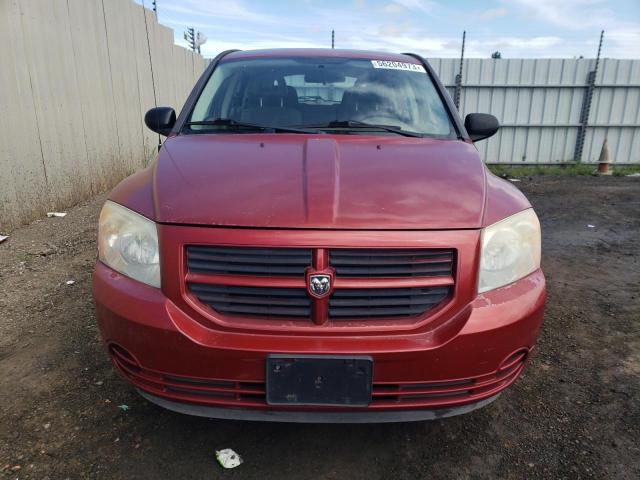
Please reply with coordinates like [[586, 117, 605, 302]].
[[371, 60, 426, 73]]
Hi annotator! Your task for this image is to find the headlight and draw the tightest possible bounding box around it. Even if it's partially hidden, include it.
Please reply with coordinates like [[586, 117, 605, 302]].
[[98, 201, 160, 287], [478, 209, 541, 293]]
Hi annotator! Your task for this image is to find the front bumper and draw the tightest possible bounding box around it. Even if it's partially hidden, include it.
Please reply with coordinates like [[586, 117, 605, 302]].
[[138, 389, 501, 423], [93, 262, 545, 422]]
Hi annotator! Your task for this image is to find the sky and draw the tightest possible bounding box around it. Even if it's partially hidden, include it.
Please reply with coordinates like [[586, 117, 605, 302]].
[[136, 0, 640, 59]]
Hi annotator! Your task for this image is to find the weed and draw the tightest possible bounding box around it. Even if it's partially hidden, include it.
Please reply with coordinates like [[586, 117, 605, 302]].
[[487, 163, 640, 178]]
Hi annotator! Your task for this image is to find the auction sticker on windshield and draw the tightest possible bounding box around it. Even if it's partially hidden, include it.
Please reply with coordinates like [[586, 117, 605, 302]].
[[371, 60, 426, 72]]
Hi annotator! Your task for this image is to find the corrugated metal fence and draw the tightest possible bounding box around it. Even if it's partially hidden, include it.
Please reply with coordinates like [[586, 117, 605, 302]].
[[429, 58, 640, 164], [2, 15, 639, 232], [0, 0, 206, 231]]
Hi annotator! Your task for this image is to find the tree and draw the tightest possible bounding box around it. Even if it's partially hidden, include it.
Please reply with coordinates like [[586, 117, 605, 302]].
[[491, 51, 502, 59]]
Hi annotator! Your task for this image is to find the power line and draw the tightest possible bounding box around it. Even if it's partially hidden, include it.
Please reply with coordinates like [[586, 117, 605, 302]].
[[141, 0, 160, 150]]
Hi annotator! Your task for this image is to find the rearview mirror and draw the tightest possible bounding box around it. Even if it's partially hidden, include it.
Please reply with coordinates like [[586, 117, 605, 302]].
[[464, 113, 499, 142], [304, 69, 346, 84], [144, 107, 176, 136]]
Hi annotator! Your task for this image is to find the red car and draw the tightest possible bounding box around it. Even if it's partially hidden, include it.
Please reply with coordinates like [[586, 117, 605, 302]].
[[93, 49, 545, 422]]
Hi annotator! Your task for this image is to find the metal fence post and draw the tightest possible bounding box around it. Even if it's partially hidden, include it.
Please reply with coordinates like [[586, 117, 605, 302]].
[[574, 30, 604, 163], [454, 31, 465, 111]]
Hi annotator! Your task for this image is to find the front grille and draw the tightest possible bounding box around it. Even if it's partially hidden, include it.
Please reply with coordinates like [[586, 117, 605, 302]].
[[330, 248, 454, 277], [186, 246, 312, 276], [329, 286, 450, 318], [188, 284, 311, 319], [184, 245, 455, 324]]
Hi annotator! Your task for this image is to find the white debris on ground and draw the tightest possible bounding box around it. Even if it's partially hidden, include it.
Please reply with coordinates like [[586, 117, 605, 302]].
[[215, 449, 243, 469], [626, 173, 640, 177], [66, 280, 75, 285], [508, 178, 521, 182], [47, 212, 67, 218], [0, 235, 8, 243], [587, 224, 595, 228]]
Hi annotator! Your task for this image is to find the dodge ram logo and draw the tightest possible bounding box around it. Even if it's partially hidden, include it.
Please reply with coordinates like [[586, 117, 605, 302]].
[[309, 274, 331, 298]]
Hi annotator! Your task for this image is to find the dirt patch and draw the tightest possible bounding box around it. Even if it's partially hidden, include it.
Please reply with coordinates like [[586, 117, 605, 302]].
[[1, 177, 639, 479]]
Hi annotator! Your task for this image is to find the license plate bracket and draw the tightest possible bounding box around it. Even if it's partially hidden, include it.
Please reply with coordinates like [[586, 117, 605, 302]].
[[266, 355, 373, 406]]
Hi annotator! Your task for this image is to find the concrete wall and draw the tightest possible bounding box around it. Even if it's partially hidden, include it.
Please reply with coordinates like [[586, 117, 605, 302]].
[[429, 57, 640, 164], [0, 0, 206, 231]]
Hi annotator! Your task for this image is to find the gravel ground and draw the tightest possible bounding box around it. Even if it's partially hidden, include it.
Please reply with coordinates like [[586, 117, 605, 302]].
[[0, 176, 638, 479]]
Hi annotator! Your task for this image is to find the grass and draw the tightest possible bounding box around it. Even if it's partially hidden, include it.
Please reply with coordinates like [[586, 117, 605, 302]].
[[488, 163, 640, 178], [17, 253, 33, 265]]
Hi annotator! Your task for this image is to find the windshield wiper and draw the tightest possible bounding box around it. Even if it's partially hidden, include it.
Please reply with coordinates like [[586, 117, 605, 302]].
[[294, 120, 423, 137], [184, 118, 316, 134]]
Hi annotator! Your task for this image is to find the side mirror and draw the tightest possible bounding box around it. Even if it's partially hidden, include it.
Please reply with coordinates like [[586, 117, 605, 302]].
[[144, 107, 176, 136], [464, 113, 500, 142]]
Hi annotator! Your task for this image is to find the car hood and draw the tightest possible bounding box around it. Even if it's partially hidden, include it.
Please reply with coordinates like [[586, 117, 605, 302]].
[[154, 134, 487, 229]]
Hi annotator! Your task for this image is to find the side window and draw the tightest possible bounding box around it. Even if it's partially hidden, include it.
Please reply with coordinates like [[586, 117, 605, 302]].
[[414, 79, 451, 135], [191, 70, 225, 120], [219, 73, 245, 119]]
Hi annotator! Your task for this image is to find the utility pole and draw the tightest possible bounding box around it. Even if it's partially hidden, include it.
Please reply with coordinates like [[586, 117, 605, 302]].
[[184, 27, 195, 52], [184, 28, 207, 54], [331, 29, 335, 49]]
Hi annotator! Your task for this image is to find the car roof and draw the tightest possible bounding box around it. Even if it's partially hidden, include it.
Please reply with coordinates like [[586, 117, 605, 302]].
[[222, 48, 422, 64]]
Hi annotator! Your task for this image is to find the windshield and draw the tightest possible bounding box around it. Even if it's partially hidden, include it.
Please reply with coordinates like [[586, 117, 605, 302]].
[[187, 57, 454, 137]]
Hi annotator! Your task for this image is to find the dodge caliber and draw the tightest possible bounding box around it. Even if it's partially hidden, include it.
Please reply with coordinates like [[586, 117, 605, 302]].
[[93, 49, 545, 422]]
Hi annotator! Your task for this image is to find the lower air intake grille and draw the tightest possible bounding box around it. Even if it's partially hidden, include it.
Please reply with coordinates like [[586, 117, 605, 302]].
[[329, 286, 450, 318], [188, 284, 311, 319]]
